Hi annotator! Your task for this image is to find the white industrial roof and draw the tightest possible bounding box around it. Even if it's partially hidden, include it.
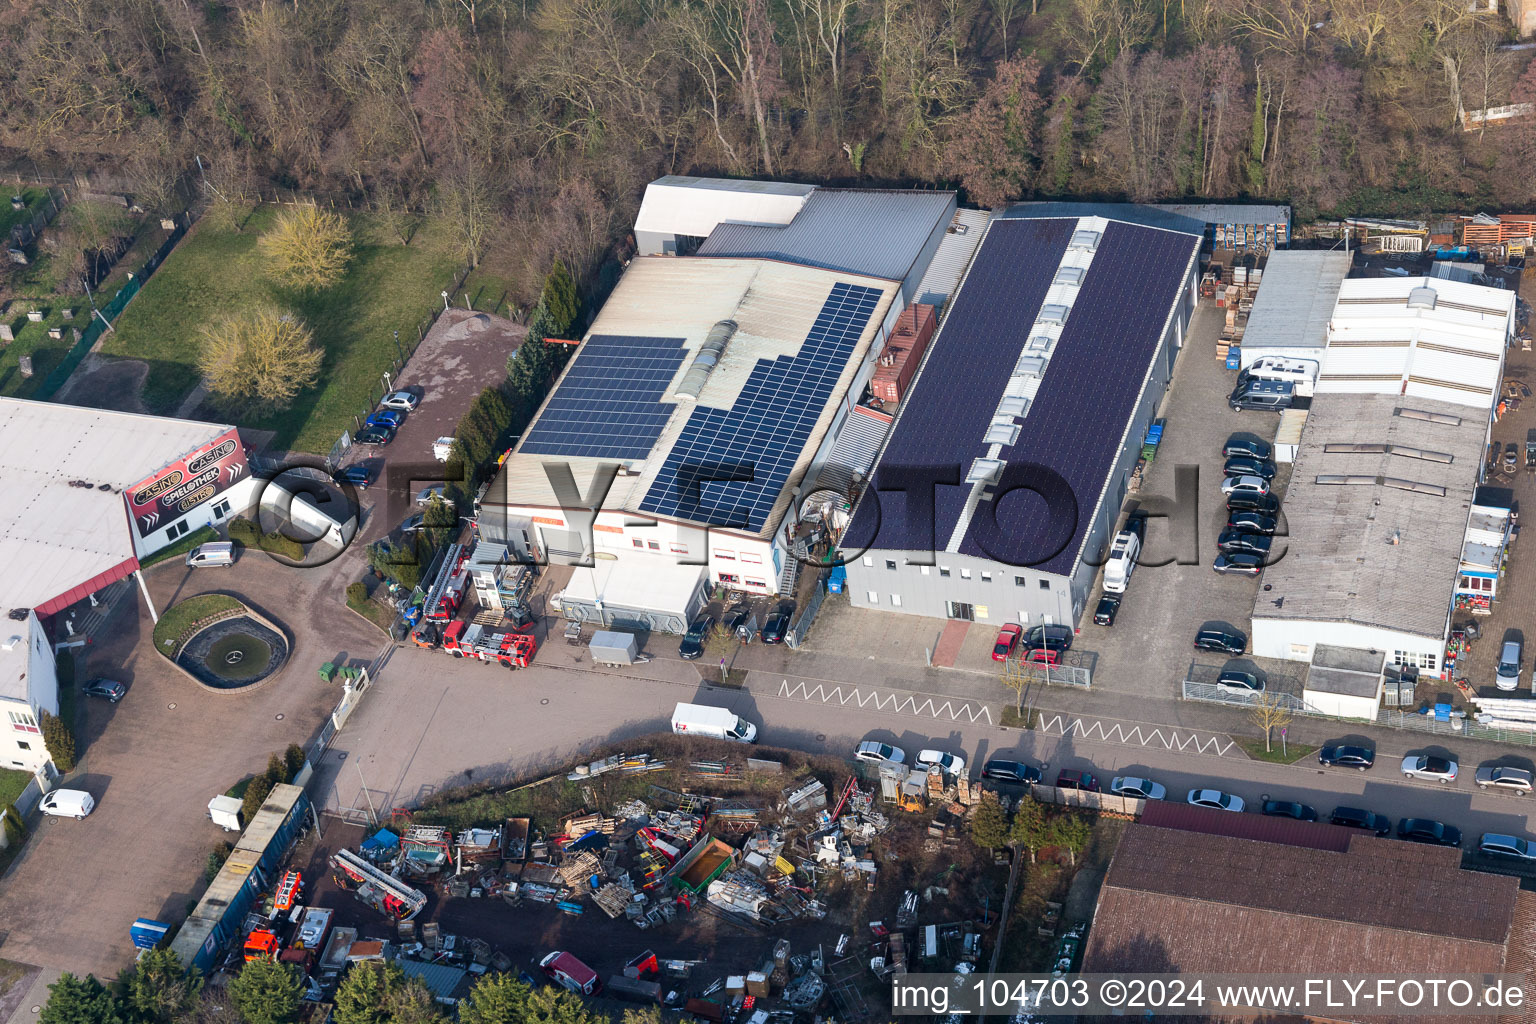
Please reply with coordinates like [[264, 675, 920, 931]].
[[561, 554, 706, 618], [0, 398, 234, 615], [1240, 251, 1351, 354], [1320, 276, 1514, 410], [1254, 393, 1486, 640], [634, 175, 815, 240], [485, 257, 899, 538]]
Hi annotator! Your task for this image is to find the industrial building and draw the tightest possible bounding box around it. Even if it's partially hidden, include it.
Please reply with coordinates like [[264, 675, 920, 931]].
[[1233, 250, 1351, 368], [840, 204, 1202, 628], [0, 399, 262, 775], [1251, 276, 1516, 670]]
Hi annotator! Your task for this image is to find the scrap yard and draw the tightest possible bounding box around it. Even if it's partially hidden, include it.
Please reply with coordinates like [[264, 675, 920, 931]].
[[223, 740, 1023, 1020]]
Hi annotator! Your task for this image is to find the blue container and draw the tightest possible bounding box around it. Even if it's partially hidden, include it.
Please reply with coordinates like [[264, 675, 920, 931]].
[[1225, 346, 1241, 371], [828, 567, 847, 593], [130, 918, 170, 950]]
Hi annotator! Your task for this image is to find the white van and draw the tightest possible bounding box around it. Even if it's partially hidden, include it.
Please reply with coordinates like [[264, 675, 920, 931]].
[[1239, 356, 1319, 396], [39, 789, 96, 819], [186, 541, 236, 568]]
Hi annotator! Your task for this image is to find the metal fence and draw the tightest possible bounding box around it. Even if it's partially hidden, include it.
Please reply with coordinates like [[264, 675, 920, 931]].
[[785, 568, 832, 648], [1003, 656, 1092, 690], [348, 263, 474, 432], [6, 188, 64, 249], [1182, 678, 1328, 715]]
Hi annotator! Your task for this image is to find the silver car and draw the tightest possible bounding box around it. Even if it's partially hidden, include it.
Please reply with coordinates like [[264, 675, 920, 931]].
[[1111, 776, 1166, 800], [1475, 765, 1533, 794], [1401, 754, 1458, 783], [1187, 789, 1244, 812], [854, 740, 905, 765], [379, 390, 421, 411]]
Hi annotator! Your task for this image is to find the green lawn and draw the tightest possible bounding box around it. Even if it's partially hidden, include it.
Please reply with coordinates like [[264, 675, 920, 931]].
[[1234, 737, 1319, 764], [102, 207, 463, 452], [0, 769, 30, 810], [152, 593, 243, 658], [0, 187, 52, 239]]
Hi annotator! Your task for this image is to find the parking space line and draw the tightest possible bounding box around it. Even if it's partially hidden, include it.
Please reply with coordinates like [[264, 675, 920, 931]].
[[1035, 711, 1235, 756], [774, 678, 994, 724]]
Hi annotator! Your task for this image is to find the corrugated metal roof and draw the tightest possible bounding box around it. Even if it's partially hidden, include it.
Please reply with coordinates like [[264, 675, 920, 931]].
[[393, 958, 472, 1000], [811, 405, 892, 497], [1150, 201, 1292, 225], [914, 207, 992, 305], [697, 189, 955, 284], [1003, 201, 1207, 236], [0, 397, 235, 613], [1240, 250, 1351, 354]]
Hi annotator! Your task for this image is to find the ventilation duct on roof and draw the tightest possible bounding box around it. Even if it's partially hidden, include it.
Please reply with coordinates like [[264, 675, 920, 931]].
[[1070, 229, 1101, 251], [966, 458, 1004, 484], [1407, 286, 1438, 310], [1014, 355, 1047, 377], [674, 319, 737, 400], [985, 417, 1022, 446], [995, 395, 1029, 418], [1039, 304, 1071, 325], [1053, 266, 1085, 286], [1028, 334, 1053, 352]]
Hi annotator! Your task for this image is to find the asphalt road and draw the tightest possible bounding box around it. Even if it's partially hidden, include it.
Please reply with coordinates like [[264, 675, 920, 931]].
[[315, 649, 1536, 863]]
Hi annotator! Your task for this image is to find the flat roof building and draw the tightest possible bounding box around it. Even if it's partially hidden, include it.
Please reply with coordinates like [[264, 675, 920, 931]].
[[1235, 250, 1351, 368], [841, 204, 1201, 628]]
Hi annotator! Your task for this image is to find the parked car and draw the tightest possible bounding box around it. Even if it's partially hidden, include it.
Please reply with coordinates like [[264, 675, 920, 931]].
[[82, 678, 125, 702], [1397, 818, 1463, 847], [760, 610, 791, 644], [1475, 765, 1534, 793], [379, 390, 422, 412], [1225, 491, 1280, 515], [854, 740, 905, 765], [678, 615, 715, 660], [1479, 833, 1536, 861], [355, 426, 394, 446], [338, 465, 372, 489], [400, 513, 425, 533], [1401, 754, 1458, 782], [1023, 647, 1061, 666], [1212, 553, 1265, 576], [1318, 744, 1375, 770], [1093, 594, 1121, 627], [1223, 436, 1273, 460], [1496, 639, 1524, 691], [723, 604, 751, 634], [1217, 531, 1272, 557], [1056, 769, 1100, 792], [1262, 800, 1317, 821], [914, 750, 967, 777], [1024, 624, 1073, 651], [1226, 511, 1278, 536], [992, 623, 1022, 661], [1330, 807, 1391, 835], [1194, 626, 1247, 655], [1223, 456, 1277, 480], [980, 759, 1041, 784], [39, 789, 95, 819], [1124, 509, 1150, 541], [1110, 776, 1166, 800], [366, 409, 406, 429], [415, 485, 447, 506], [1216, 670, 1264, 695], [1187, 789, 1244, 812], [1221, 474, 1270, 496]]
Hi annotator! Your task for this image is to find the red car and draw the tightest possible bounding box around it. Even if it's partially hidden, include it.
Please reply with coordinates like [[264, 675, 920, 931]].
[[992, 623, 1022, 661], [1024, 647, 1061, 666]]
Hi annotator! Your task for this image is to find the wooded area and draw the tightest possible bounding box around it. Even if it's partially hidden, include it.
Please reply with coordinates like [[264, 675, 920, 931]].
[[4, 0, 1536, 282]]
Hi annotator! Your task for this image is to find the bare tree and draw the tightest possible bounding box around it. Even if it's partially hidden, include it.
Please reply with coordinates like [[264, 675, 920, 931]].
[[1248, 692, 1293, 753]]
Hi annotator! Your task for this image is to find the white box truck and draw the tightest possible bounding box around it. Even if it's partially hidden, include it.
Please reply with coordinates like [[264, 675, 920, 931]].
[[1102, 530, 1141, 593], [671, 702, 758, 743]]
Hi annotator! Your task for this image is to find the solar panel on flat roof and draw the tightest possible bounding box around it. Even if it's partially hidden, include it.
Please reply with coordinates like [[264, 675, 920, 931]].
[[639, 282, 882, 530], [519, 335, 688, 460]]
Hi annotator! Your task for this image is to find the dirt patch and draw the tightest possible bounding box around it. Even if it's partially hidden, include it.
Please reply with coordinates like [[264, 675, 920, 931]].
[[52, 353, 149, 413], [0, 958, 40, 1023]]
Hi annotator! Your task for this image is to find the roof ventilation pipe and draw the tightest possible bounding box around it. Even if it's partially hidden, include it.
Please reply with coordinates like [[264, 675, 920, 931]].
[[675, 320, 738, 400]]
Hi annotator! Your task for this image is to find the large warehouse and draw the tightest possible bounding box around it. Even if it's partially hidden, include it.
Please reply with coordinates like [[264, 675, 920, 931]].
[[840, 204, 1202, 627], [1251, 276, 1516, 669], [0, 399, 261, 775]]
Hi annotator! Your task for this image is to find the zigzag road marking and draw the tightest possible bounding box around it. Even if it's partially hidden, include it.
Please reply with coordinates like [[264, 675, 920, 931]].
[[1036, 712, 1234, 756], [776, 679, 994, 724]]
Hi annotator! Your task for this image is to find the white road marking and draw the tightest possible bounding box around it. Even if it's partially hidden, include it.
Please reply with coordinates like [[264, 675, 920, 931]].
[[1035, 712, 1235, 756], [775, 679, 995, 724]]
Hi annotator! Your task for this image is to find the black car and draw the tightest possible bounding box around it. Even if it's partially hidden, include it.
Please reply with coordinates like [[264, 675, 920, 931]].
[[678, 615, 715, 660], [1025, 623, 1073, 652], [1194, 626, 1246, 654], [1225, 491, 1280, 515], [1226, 510, 1277, 536], [338, 465, 372, 489], [1093, 593, 1121, 627], [1318, 744, 1375, 770], [723, 604, 751, 634], [980, 759, 1042, 784], [1223, 436, 1273, 461], [355, 426, 394, 446], [1217, 531, 1272, 557], [1398, 818, 1463, 847], [1331, 807, 1392, 836], [760, 610, 791, 644], [1262, 800, 1318, 821], [1223, 456, 1278, 480], [1124, 509, 1149, 542]]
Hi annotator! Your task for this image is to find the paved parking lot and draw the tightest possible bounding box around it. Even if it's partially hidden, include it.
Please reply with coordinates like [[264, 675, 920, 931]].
[[0, 550, 380, 978]]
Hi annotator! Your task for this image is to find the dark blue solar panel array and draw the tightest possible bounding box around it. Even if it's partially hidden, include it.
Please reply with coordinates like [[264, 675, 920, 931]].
[[640, 282, 883, 531], [844, 217, 1200, 575], [519, 335, 687, 460]]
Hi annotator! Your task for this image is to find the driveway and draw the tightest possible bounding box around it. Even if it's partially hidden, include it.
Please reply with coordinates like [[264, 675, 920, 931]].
[[0, 549, 383, 978]]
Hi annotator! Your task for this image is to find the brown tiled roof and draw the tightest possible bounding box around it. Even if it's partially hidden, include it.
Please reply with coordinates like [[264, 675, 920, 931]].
[[1099, 823, 1517, 945], [1498, 890, 1536, 1024], [1140, 800, 1366, 851]]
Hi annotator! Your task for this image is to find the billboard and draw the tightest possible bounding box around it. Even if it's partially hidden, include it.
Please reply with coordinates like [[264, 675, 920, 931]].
[[127, 427, 249, 539]]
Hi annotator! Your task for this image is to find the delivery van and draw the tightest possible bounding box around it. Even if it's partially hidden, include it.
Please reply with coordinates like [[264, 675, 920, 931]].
[[186, 541, 236, 568], [671, 702, 758, 743], [39, 789, 96, 819]]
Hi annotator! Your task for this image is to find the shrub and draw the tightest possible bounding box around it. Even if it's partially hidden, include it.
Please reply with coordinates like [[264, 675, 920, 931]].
[[3, 804, 25, 848], [40, 710, 76, 773], [283, 744, 306, 780], [241, 775, 274, 824], [346, 582, 368, 607], [205, 841, 233, 881]]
